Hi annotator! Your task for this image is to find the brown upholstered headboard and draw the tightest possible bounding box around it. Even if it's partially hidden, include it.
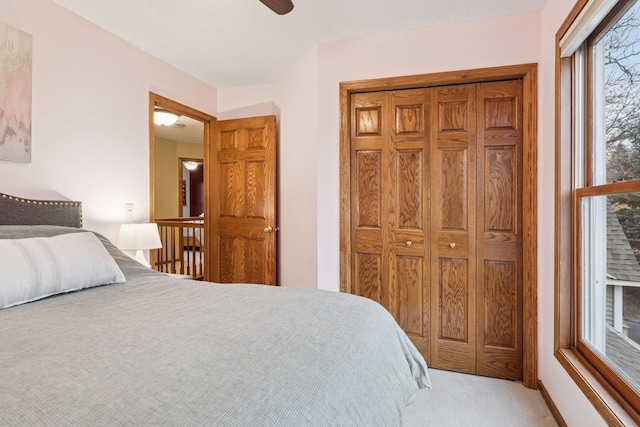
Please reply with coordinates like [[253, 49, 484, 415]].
[[0, 193, 83, 228]]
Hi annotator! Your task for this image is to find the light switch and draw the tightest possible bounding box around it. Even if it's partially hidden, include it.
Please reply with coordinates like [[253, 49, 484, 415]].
[[125, 203, 134, 220]]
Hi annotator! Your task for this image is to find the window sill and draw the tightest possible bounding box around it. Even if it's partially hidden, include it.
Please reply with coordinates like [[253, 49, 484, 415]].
[[556, 348, 639, 426]]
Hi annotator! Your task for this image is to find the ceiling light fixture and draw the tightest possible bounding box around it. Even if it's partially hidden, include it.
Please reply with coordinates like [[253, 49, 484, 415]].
[[259, 0, 294, 15], [154, 109, 179, 126], [184, 161, 199, 171]]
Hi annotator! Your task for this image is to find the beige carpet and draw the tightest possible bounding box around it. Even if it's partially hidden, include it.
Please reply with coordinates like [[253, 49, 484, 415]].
[[403, 369, 558, 426]]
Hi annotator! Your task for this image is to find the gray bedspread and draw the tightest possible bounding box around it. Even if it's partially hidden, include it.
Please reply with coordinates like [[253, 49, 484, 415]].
[[0, 226, 430, 426]]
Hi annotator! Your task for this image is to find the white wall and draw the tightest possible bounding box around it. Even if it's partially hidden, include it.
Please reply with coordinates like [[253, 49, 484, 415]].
[[0, 0, 217, 243], [217, 84, 274, 120], [272, 45, 319, 288]]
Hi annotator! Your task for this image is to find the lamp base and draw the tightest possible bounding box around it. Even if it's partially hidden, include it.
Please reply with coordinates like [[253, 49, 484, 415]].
[[133, 250, 151, 268]]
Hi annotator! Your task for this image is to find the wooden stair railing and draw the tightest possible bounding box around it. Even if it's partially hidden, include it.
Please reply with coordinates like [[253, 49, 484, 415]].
[[152, 217, 205, 280]]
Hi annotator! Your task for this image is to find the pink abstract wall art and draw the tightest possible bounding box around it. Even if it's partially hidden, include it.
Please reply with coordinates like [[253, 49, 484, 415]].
[[0, 22, 31, 163]]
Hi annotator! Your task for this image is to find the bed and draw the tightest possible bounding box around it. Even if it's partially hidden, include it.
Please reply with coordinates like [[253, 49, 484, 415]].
[[0, 193, 430, 426]]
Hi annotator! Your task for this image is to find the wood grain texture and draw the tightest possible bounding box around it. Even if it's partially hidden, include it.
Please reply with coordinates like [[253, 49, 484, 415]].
[[220, 129, 238, 151], [351, 92, 389, 310], [521, 64, 538, 389], [439, 101, 468, 132], [483, 261, 517, 348], [476, 80, 523, 381], [356, 107, 382, 136], [247, 127, 266, 149], [389, 89, 431, 356], [395, 104, 423, 135], [212, 115, 277, 285], [438, 148, 468, 230], [396, 149, 422, 229], [431, 84, 477, 375], [396, 256, 423, 335], [484, 97, 517, 130], [219, 236, 235, 283], [219, 161, 241, 217], [356, 151, 381, 228], [485, 146, 516, 232], [245, 238, 265, 283], [355, 253, 382, 305], [439, 258, 469, 342], [245, 160, 265, 218]]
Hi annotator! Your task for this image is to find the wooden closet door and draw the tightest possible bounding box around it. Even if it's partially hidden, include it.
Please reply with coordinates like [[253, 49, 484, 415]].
[[388, 89, 430, 356], [350, 92, 390, 309], [429, 84, 478, 374], [475, 81, 523, 380], [349, 80, 523, 381], [350, 89, 431, 357]]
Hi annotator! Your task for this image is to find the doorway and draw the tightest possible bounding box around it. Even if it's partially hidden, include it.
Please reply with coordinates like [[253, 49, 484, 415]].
[[339, 64, 538, 388], [149, 93, 216, 281], [179, 158, 204, 217], [149, 93, 278, 285]]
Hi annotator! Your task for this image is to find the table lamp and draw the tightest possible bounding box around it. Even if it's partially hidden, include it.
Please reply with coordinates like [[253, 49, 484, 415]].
[[117, 223, 162, 267]]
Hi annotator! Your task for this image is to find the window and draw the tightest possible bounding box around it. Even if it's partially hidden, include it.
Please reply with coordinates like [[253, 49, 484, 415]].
[[558, 0, 640, 422]]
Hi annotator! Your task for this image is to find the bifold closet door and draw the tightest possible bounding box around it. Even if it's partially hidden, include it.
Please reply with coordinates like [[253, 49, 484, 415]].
[[349, 80, 523, 381], [428, 81, 523, 379]]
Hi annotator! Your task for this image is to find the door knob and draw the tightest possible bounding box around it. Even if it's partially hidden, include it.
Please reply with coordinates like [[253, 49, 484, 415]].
[[450, 243, 456, 248], [406, 241, 413, 247], [264, 226, 274, 233]]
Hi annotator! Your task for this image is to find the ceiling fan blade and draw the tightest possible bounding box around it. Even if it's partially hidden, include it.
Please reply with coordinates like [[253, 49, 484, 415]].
[[259, 0, 294, 15]]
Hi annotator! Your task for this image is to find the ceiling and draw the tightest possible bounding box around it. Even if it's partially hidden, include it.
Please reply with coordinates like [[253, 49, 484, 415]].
[[154, 114, 204, 145], [50, 0, 547, 88]]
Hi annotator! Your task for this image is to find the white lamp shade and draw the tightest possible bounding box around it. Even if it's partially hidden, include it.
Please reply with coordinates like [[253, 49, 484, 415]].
[[117, 223, 162, 250]]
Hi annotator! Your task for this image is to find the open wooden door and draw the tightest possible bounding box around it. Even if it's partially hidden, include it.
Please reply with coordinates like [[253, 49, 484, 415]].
[[210, 115, 277, 285]]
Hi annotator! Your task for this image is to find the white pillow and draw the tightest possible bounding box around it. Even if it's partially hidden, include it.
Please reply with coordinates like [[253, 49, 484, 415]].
[[0, 232, 126, 309]]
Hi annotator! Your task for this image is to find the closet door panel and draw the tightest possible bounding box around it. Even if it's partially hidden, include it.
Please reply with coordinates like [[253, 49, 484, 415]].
[[439, 258, 469, 342], [396, 255, 423, 335], [430, 84, 477, 374], [356, 150, 382, 228], [351, 92, 390, 310], [389, 89, 430, 357], [355, 253, 383, 305], [476, 80, 523, 380], [396, 149, 423, 229], [484, 146, 516, 233], [438, 148, 468, 230]]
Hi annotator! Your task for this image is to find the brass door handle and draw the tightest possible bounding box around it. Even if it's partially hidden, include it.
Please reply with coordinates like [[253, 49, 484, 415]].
[[264, 226, 274, 233]]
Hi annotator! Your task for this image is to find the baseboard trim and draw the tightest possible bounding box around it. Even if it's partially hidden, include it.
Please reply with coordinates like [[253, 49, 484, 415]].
[[538, 379, 568, 427]]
